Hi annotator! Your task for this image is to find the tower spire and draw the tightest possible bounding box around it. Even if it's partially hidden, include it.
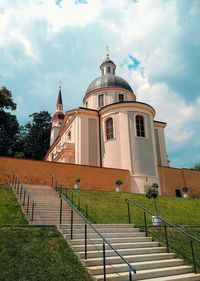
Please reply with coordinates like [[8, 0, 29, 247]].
[[56, 81, 63, 112], [50, 82, 65, 145]]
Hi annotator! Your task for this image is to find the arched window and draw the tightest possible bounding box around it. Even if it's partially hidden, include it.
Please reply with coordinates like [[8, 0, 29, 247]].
[[106, 118, 114, 140], [136, 115, 145, 137]]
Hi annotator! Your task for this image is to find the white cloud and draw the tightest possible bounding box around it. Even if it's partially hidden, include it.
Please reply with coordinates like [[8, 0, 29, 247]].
[[123, 69, 200, 151], [0, 0, 101, 61]]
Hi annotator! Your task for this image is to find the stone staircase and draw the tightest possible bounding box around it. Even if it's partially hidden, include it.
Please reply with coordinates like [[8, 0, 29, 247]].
[[59, 224, 200, 281], [22, 185, 84, 225], [16, 185, 200, 280]]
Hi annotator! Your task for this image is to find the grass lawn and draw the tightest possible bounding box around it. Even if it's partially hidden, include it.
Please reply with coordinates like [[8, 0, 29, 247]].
[[0, 226, 93, 281], [62, 189, 200, 226], [150, 226, 200, 271], [0, 185, 93, 281], [0, 185, 28, 225]]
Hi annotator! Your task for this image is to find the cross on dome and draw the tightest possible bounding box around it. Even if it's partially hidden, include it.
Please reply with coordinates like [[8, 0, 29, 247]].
[[106, 46, 110, 60]]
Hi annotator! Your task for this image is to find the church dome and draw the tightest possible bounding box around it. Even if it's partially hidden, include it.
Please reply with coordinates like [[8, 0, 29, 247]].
[[85, 74, 133, 96], [84, 52, 134, 99]]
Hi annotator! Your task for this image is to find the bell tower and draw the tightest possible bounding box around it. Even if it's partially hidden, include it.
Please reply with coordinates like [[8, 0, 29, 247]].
[[50, 84, 65, 146]]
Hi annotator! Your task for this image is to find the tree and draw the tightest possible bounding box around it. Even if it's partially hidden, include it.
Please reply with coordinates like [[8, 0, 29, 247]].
[[0, 87, 19, 156], [20, 111, 51, 160], [193, 162, 200, 171], [0, 86, 16, 110]]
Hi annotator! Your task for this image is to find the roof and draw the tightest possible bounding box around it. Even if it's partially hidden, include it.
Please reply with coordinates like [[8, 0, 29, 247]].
[[85, 74, 133, 97], [56, 88, 63, 106]]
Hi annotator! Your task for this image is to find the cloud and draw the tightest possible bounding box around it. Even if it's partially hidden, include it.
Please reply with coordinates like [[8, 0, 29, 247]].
[[123, 68, 200, 167]]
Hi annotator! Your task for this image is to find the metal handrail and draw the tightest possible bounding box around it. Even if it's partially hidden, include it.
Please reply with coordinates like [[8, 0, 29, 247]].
[[125, 198, 200, 273], [125, 198, 200, 244], [61, 187, 91, 219], [60, 193, 136, 280], [21, 185, 36, 206], [12, 172, 36, 221]]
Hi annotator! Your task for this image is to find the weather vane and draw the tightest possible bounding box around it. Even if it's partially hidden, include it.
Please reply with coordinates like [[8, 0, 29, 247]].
[[59, 80, 62, 89]]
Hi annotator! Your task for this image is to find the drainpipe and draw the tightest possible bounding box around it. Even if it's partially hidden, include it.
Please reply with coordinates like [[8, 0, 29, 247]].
[[98, 111, 102, 167]]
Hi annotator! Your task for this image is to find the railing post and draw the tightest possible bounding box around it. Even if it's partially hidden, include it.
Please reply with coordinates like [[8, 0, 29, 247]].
[[51, 175, 54, 187], [14, 177, 17, 189], [55, 180, 57, 191], [23, 190, 26, 206], [85, 223, 87, 260], [86, 204, 88, 219], [20, 185, 23, 200], [103, 241, 106, 281], [71, 209, 73, 240], [78, 197, 80, 211], [190, 240, 197, 273], [65, 187, 68, 198], [60, 197, 63, 224], [31, 203, 35, 221], [17, 180, 20, 194], [144, 211, 148, 237], [26, 195, 30, 213], [129, 268, 132, 281], [72, 191, 74, 204], [127, 201, 131, 224], [12, 173, 15, 186], [164, 223, 169, 252]]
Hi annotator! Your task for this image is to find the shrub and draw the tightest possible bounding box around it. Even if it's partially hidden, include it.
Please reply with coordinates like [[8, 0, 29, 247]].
[[145, 183, 159, 212], [115, 179, 123, 186], [182, 186, 189, 193]]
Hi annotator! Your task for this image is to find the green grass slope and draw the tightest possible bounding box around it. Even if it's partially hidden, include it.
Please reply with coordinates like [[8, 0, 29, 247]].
[[67, 189, 200, 226], [0, 185, 92, 281], [0, 226, 93, 281], [0, 185, 28, 224]]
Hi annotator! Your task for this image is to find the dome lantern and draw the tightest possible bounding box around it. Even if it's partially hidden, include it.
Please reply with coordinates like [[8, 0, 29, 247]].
[[100, 48, 116, 75], [83, 52, 136, 107]]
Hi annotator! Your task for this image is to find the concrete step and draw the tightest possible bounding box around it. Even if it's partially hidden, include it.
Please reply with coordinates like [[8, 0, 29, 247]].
[[139, 273, 200, 281], [82, 253, 175, 267], [64, 231, 146, 239], [72, 242, 159, 252], [63, 227, 140, 233], [69, 236, 152, 246], [77, 247, 167, 259], [87, 259, 184, 275], [59, 224, 136, 229], [93, 265, 193, 281]]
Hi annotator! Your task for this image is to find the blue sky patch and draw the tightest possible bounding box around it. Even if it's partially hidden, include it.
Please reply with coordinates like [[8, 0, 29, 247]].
[[75, 0, 88, 4], [55, 0, 62, 8], [127, 55, 140, 69]]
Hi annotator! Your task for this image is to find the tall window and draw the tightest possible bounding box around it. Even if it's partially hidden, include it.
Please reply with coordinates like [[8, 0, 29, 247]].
[[98, 94, 104, 108], [119, 94, 124, 102], [136, 115, 145, 137], [106, 118, 114, 140], [106, 66, 111, 74], [67, 130, 71, 141]]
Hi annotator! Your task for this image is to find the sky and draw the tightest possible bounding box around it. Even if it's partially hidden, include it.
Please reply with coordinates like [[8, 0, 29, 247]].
[[0, 0, 200, 168]]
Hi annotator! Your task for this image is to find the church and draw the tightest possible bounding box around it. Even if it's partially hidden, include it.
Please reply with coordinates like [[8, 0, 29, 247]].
[[45, 53, 169, 193]]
